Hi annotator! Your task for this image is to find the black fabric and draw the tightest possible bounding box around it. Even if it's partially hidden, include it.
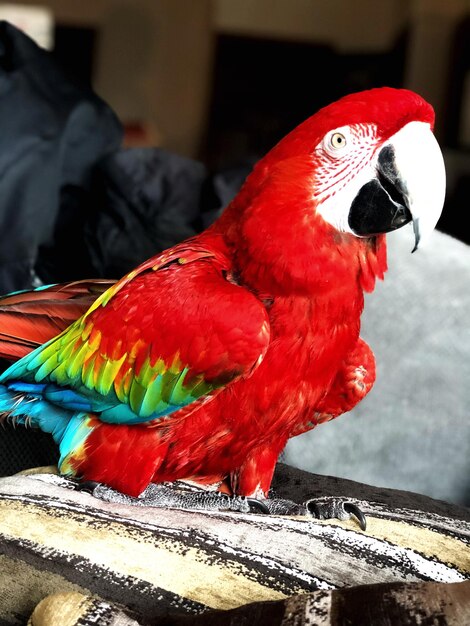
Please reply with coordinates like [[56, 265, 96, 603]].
[[38, 151, 254, 283], [0, 424, 58, 476], [83, 147, 208, 279], [0, 20, 123, 294], [0, 21, 252, 293]]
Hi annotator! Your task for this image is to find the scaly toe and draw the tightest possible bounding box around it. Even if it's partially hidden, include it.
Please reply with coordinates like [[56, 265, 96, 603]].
[[305, 497, 367, 531]]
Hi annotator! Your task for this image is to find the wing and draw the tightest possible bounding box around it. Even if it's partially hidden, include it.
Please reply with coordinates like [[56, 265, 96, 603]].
[[1, 241, 270, 425], [0, 280, 115, 360]]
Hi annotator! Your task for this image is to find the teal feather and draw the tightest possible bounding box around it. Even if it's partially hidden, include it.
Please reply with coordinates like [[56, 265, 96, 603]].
[[0, 384, 71, 445]]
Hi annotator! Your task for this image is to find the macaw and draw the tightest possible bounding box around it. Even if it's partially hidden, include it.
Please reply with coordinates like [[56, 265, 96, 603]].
[[0, 88, 445, 525]]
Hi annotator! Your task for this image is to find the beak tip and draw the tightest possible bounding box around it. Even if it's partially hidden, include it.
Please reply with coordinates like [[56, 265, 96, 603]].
[[411, 218, 421, 253]]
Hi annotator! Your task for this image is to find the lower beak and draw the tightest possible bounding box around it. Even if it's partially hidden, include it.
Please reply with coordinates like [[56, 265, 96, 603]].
[[348, 121, 446, 251]]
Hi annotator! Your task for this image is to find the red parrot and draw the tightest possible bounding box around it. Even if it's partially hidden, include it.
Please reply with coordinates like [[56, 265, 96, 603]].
[[0, 88, 445, 522]]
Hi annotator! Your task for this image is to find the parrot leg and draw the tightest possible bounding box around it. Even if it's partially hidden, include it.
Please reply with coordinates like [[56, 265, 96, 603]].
[[75, 479, 271, 514]]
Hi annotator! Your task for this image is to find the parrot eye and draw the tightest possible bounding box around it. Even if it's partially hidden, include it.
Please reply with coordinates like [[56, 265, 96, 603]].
[[316, 125, 353, 158], [329, 132, 347, 150]]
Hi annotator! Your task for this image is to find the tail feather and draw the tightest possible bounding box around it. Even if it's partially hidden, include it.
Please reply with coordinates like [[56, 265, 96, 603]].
[[0, 279, 115, 361], [0, 384, 72, 445], [0, 280, 117, 480], [0, 381, 99, 481]]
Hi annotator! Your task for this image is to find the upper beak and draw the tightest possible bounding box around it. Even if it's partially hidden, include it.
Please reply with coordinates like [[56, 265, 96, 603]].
[[349, 121, 446, 251]]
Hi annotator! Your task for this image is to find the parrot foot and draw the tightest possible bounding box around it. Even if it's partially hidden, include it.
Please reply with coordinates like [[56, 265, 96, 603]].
[[303, 496, 367, 531], [75, 480, 270, 514], [73, 481, 366, 528], [258, 495, 366, 530]]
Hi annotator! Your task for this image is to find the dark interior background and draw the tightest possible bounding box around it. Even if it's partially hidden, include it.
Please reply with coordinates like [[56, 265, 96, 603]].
[[49, 12, 470, 246]]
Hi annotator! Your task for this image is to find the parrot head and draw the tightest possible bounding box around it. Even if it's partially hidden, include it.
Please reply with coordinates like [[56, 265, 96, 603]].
[[218, 87, 446, 293], [260, 87, 445, 253]]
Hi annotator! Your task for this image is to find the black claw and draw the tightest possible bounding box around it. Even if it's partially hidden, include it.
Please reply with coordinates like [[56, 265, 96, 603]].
[[306, 500, 322, 518], [246, 497, 270, 514], [344, 502, 367, 531], [305, 499, 367, 531]]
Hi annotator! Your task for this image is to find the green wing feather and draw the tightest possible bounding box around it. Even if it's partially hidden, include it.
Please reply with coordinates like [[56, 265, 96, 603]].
[[0, 246, 244, 425]]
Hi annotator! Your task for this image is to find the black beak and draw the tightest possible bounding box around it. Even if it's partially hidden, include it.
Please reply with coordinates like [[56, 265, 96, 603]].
[[348, 145, 412, 239]]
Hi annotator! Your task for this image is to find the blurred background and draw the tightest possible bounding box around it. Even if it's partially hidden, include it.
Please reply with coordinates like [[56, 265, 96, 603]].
[[0, 0, 468, 506], [1, 0, 469, 243]]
